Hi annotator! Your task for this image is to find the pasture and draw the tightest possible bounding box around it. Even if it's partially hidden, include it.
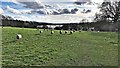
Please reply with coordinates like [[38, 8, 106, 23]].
[[1, 27, 118, 66]]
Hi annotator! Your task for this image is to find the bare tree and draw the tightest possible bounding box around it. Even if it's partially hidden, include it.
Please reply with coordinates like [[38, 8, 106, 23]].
[[95, 1, 120, 23]]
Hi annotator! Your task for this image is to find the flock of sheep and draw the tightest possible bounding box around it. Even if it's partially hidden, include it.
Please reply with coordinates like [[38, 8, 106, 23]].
[[40, 29, 80, 35], [16, 29, 82, 40], [16, 27, 97, 40]]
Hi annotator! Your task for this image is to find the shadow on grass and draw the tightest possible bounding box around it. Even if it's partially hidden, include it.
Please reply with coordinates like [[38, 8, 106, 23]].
[[35, 34, 40, 35], [46, 35, 53, 36], [4, 40, 17, 44], [109, 41, 118, 44]]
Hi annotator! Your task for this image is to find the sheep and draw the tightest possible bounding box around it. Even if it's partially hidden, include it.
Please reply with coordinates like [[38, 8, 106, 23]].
[[51, 30, 54, 34], [65, 31, 67, 34], [73, 30, 76, 32], [70, 31, 73, 34], [97, 31, 100, 32], [89, 27, 95, 31], [16, 34, 22, 40], [59, 30, 62, 34], [40, 30, 43, 33]]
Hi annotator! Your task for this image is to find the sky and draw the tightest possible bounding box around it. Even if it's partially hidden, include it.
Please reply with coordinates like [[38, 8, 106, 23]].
[[1, 0, 119, 3], [0, 0, 104, 3], [0, 0, 103, 23], [1, 0, 119, 23], [1, 0, 77, 2]]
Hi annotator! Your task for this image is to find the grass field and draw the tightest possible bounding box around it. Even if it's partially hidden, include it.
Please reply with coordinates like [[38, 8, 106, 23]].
[[1, 27, 118, 66]]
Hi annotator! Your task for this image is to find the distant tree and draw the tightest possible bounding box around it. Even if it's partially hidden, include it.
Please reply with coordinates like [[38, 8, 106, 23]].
[[2, 15, 6, 20], [74, 2, 86, 5], [85, 10, 91, 13], [71, 8, 78, 14], [95, 1, 120, 23], [63, 9, 70, 14]]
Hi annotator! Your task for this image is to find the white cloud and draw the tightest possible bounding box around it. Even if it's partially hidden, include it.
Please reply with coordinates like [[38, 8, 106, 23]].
[[0, 8, 4, 14], [6, 6, 32, 14], [77, 0, 91, 2], [2, 0, 101, 23], [1, 0, 20, 4], [7, 6, 21, 14], [91, 0, 103, 3], [104, 0, 119, 2], [16, 0, 77, 2], [14, 15, 30, 21], [2, 0, 119, 3]]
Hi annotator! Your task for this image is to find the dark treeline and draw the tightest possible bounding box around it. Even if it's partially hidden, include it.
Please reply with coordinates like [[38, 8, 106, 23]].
[[1, 19, 119, 32], [2, 19, 45, 28]]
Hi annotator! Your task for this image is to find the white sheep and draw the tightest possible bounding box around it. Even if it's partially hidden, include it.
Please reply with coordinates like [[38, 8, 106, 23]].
[[40, 30, 43, 33], [97, 31, 100, 32], [73, 30, 76, 32], [89, 27, 95, 31], [70, 31, 73, 34], [51, 30, 54, 34], [16, 34, 22, 40], [65, 31, 67, 34], [59, 30, 62, 34]]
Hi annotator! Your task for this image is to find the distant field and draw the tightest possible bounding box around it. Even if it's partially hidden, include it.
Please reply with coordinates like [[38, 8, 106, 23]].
[[1, 27, 118, 66]]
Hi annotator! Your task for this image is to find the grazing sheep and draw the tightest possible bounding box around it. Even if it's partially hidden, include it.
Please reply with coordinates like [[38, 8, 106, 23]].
[[51, 30, 54, 34], [73, 30, 76, 32], [97, 31, 100, 32], [89, 27, 95, 31], [65, 31, 67, 34], [59, 30, 62, 34], [40, 30, 43, 33], [16, 34, 22, 40], [70, 31, 73, 34]]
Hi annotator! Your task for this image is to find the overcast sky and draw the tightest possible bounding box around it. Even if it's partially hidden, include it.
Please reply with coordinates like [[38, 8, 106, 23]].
[[1, 0, 119, 3], [1, 0, 77, 2], [1, 0, 104, 2]]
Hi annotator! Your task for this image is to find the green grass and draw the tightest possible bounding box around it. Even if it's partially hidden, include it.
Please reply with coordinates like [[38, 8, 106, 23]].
[[1, 27, 118, 66]]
